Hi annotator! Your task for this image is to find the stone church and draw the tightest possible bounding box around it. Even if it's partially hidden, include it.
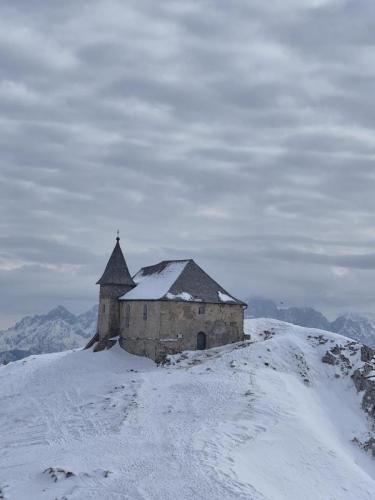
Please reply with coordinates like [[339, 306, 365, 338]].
[[87, 236, 246, 362]]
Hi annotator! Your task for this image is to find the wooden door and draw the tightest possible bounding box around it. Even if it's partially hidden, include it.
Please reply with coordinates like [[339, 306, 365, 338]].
[[197, 332, 206, 350]]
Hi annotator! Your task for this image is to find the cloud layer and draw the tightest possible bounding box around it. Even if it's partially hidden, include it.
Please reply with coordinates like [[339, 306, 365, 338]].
[[1, 0, 375, 326]]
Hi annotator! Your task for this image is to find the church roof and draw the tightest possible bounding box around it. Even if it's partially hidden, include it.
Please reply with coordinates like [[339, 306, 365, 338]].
[[96, 238, 135, 286], [119, 259, 246, 305]]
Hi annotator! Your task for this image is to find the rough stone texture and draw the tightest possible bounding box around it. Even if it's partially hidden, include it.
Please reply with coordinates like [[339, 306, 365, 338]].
[[321, 339, 375, 452], [322, 351, 337, 365], [322, 345, 353, 374], [351, 362, 375, 422], [363, 437, 375, 457], [352, 436, 375, 457], [361, 345, 375, 363], [352, 364, 373, 392], [97, 284, 135, 340], [362, 382, 375, 419], [119, 300, 244, 362]]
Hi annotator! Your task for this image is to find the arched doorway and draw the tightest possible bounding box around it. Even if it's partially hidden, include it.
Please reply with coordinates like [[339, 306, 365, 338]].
[[197, 332, 206, 350]]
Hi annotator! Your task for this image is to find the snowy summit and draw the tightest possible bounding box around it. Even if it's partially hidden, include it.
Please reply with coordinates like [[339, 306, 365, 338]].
[[1, 318, 374, 499]]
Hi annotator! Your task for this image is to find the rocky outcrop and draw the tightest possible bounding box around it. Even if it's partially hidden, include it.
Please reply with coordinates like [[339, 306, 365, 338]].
[[321, 338, 375, 459], [322, 341, 375, 427], [352, 364, 375, 421], [361, 345, 375, 363], [322, 351, 336, 365], [321, 343, 355, 375], [352, 437, 375, 457]]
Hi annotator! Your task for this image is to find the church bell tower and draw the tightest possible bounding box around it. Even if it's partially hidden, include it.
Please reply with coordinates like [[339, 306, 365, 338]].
[[96, 233, 135, 340]]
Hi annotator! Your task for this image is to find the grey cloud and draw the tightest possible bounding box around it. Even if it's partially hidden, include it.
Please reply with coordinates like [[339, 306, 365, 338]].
[[1, 0, 375, 327]]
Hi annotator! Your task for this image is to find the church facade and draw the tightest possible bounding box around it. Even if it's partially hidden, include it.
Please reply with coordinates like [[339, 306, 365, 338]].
[[89, 236, 246, 362]]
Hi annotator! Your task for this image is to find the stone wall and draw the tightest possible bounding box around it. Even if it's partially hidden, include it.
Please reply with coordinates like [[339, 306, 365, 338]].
[[119, 300, 244, 362], [97, 284, 134, 339]]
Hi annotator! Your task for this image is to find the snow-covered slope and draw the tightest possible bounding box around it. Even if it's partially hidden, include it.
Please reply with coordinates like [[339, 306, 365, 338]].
[[0, 319, 374, 500], [0, 305, 98, 363]]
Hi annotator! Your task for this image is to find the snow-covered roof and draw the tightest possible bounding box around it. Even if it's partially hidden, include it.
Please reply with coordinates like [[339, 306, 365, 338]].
[[119, 259, 246, 305], [120, 261, 190, 300]]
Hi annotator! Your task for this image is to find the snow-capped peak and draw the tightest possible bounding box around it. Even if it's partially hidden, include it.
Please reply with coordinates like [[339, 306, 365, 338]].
[[44, 305, 77, 323], [0, 305, 98, 364], [331, 314, 375, 349]]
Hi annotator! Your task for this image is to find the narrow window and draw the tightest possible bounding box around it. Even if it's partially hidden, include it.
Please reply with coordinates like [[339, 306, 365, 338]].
[[143, 304, 148, 321], [125, 304, 130, 328], [198, 305, 205, 315]]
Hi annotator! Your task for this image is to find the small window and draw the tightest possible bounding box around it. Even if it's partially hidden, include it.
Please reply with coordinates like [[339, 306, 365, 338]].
[[102, 304, 106, 314], [125, 304, 130, 327], [143, 304, 148, 321], [198, 305, 205, 315]]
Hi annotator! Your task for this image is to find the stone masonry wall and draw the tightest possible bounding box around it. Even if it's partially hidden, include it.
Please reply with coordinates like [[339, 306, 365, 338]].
[[97, 284, 134, 339], [119, 300, 244, 362]]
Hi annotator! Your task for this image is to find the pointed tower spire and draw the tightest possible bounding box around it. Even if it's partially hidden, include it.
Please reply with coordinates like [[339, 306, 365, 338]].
[[95, 234, 136, 343], [96, 234, 135, 286]]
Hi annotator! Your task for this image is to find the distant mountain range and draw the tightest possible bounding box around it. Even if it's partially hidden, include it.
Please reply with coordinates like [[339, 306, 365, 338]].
[[0, 305, 98, 364], [245, 298, 375, 349], [1, 298, 375, 364]]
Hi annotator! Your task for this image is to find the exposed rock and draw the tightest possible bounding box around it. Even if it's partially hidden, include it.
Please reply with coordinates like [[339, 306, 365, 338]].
[[351, 363, 375, 422], [352, 369, 367, 392], [353, 437, 375, 457], [362, 382, 375, 419], [331, 345, 342, 356], [322, 339, 375, 427], [338, 353, 352, 374], [363, 437, 375, 457], [322, 345, 352, 373], [322, 351, 337, 365], [361, 345, 375, 363], [43, 467, 75, 482], [263, 330, 274, 340]]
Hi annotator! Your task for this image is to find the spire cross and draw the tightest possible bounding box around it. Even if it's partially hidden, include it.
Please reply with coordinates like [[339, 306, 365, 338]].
[[116, 229, 120, 242]]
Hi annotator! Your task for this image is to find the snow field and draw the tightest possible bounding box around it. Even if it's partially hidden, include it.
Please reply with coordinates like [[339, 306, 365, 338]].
[[0, 319, 374, 499]]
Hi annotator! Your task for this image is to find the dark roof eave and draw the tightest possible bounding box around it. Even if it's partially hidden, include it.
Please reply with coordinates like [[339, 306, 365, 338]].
[[119, 297, 246, 306], [96, 279, 135, 286]]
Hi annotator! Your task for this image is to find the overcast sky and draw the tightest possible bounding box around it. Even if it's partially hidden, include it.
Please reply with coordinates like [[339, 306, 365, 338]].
[[1, 0, 375, 327]]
